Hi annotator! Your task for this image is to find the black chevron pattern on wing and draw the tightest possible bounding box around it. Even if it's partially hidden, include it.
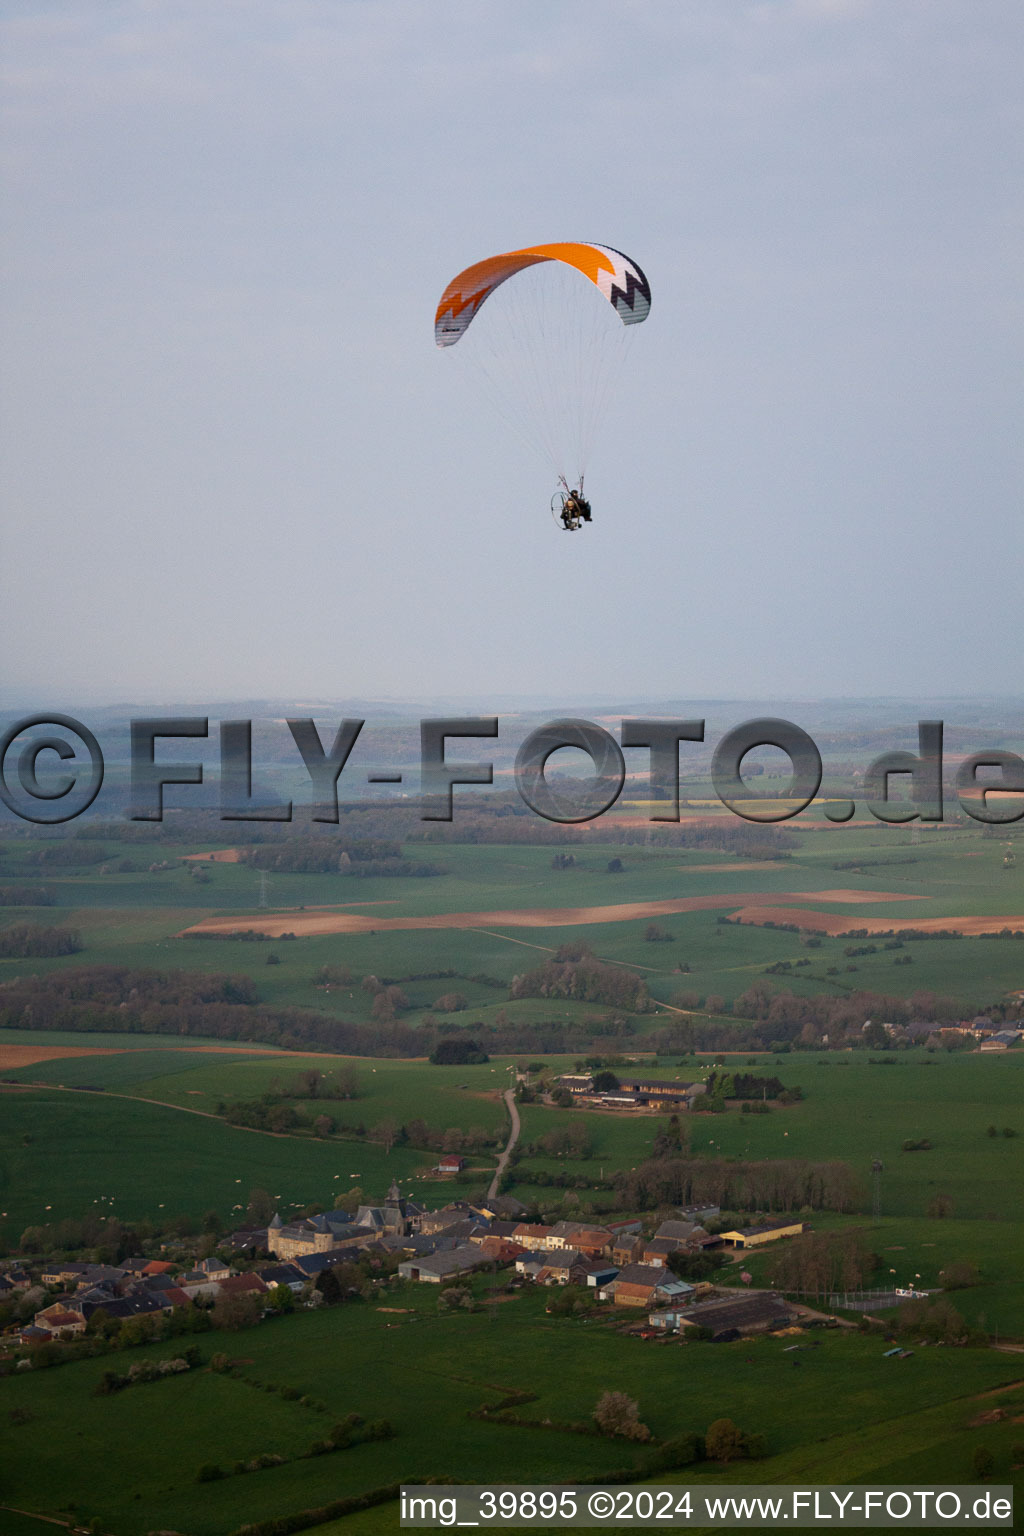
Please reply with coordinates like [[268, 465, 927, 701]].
[[609, 265, 651, 315]]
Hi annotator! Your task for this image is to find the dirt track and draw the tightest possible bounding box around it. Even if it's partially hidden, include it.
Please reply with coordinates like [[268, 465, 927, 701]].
[[177, 888, 922, 940]]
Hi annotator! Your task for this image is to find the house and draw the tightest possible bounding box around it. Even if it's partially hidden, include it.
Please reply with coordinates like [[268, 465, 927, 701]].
[[544, 1222, 612, 1256], [78, 1289, 165, 1323], [39, 1262, 127, 1290], [677, 1204, 720, 1225], [419, 1201, 476, 1235], [397, 1245, 489, 1284], [33, 1303, 87, 1338], [655, 1220, 700, 1244], [474, 1195, 528, 1222], [676, 1290, 793, 1340], [606, 1218, 643, 1237], [614, 1076, 705, 1110], [512, 1222, 552, 1248], [290, 1251, 357, 1280], [378, 1233, 444, 1257], [641, 1239, 681, 1266], [653, 1277, 696, 1306], [216, 1272, 268, 1299], [474, 1237, 522, 1265], [648, 1301, 696, 1330], [40, 1262, 96, 1287], [515, 1249, 552, 1276], [532, 1250, 584, 1285], [980, 1030, 1021, 1051], [258, 1263, 307, 1295], [160, 1286, 194, 1310], [469, 1219, 520, 1243], [434, 1154, 466, 1175], [582, 1264, 619, 1288], [612, 1235, 644, 1267], [195, 1256, 232, 1282], [719, 1220, 804, 1249], [432, 1218, 488, 1245], [555, 1074, 595, 1096], [607, 1263, 674, 1308]]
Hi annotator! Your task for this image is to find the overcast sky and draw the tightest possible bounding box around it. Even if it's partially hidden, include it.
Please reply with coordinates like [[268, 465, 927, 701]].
[[2, 0, 1022, 706]]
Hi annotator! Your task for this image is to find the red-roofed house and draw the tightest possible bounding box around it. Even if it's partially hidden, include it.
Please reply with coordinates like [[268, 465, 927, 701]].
[[33, 1304, 87, 1338], [215, 1272, 268, 1298]]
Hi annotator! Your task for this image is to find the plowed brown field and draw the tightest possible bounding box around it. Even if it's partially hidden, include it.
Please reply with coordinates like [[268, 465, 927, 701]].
[[178, 888, 922, 940]]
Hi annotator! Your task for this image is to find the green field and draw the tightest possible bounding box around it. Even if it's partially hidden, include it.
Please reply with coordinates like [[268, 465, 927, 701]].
[[5, 825, 1024, 1021], [0, 1284, 1020, 1536], [0, 1086, 486, 1244]]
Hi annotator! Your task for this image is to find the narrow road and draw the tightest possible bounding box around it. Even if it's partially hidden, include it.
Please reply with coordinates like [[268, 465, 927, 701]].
[[488, 1088, 521, 1200]]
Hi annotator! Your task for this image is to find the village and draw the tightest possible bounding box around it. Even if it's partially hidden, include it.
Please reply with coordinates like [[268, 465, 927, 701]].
[[0, 1167, 826, 1364]]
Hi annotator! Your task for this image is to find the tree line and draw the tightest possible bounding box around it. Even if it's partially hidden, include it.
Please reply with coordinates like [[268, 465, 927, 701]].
[[612, 1154, 863, 1214], [0, 923, 81, 958]]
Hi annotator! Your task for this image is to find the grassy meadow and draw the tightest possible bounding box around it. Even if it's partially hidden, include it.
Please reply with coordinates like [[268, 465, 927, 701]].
[[0, 1283, 1020, 1536]]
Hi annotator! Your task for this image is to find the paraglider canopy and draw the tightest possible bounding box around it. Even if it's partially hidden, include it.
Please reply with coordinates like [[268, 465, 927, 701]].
[[435, 241, 650, 347]]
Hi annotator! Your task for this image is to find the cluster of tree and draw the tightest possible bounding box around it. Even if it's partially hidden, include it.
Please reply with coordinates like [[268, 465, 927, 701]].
[[0, 885, 55, 905], [438, 1284, 479, 1313], [0, 923, 81, 958], [833, 857, 918, 871], [593, 1391, 652, 1442], [664, 1249, 728, 1285], [728, 984, 973, 1048], [939, 1260, 981, 1290], [602, 821, 797, 857], [430, 990, 467, 1012], [765, 1229, 877, 1297], [527, 1124, 594, 1159], [703, 1071, 788, 1101], [896, 1295, 980, 1345], [703, 1417, 769, 1463], [429, 1037, 489, 1064], [360, 976, 412, 1022], [652, 1114, 691, 1158], [221, 1098, 301, 1133], [94, 1348, 200, 1394], [391, 1119, 499, 1154], [24, 842, 108, 867], [0, 964, 426, 1057], [613, 1155, 862, 1213], [510, 949, 650, 1012], [591, 1397, 765, 1466], [16, 1211, 194, 1260], [415, 812, 586, 847], [239, 839, 441, 878], [510, 1168, 608, 1191], [284, 1065, 358, 1099]]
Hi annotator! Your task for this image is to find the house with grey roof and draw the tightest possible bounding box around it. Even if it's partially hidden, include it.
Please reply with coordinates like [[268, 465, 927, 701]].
[[397, 1245, 489, 1283]]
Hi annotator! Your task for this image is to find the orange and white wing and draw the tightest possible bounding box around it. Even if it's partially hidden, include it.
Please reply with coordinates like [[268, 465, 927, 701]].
[[434, 242, 650, 347]]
